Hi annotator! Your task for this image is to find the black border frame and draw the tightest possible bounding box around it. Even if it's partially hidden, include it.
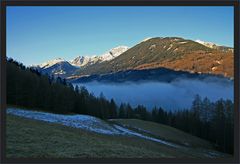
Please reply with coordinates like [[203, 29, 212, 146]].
[[0, 0, 239, 163]]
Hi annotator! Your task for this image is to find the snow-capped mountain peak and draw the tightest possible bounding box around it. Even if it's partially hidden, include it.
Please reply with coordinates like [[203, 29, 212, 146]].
[[38, 58, 66, 69], [195, 39, 219, 48], [70, 55, 100, 67], [141, 37, 153, 42], [70, 46, 129, 67], [100, 46, 129, 61]]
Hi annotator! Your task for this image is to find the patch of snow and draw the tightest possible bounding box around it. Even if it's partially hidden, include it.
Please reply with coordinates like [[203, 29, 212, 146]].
[[149, 44, 156, 50], [215, 60, 222, 64], [7, 108, 122, 135], [100, 46, 129, 61], [37, 45, 129, 68], [203, 150, 222, 158], [54, 70, 66, 75], [195, 39, 219, 48], [173, 38, 180, 41], [113, 125, 179, 148], [178, 41, 187, 44], [212, 67, 217, 71], [70, 55, 100, 67], [37, 58, 66, 69], [141, 37, 153, 42], [167, 44, 173, 51], [7, 108, 180, 148], [132, 126, 152, 134]]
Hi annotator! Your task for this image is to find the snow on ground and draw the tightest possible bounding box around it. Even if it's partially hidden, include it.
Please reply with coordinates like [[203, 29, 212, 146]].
[[7, 108, 225, 157], [7, 108, 122, 135], [7, 107, 179, 148], [113, 125, 179, 148], [38, 58, 65, 69], [178, 41, 187, 44]]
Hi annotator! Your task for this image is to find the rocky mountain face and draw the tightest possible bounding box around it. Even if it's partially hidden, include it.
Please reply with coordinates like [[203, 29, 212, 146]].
[[70, 46, 129, 67], [70, 56, 101, 67], [33, 46, 128, 78], [32, 58, 78, 78], [100, 46, 129, 61]]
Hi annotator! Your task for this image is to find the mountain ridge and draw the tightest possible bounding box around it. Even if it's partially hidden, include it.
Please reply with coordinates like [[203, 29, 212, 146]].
[[31, 37, 233, 79], [74, 37, 233, 78], [70, 46, 129, 67]]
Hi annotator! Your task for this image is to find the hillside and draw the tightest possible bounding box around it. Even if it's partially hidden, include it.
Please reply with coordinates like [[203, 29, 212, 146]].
[[70, 67, 231, 84], [7, 114, 169, 158], [7, 108, 230, 158], [74, 37, 233, 78], [135, 50, 233, 78], [110, 119, 212, 149]]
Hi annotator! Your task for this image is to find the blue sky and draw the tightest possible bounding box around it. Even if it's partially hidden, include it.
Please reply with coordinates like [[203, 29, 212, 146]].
[[7, 6, 233, 66]]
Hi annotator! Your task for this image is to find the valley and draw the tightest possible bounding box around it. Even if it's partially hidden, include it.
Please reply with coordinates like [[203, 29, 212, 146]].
[[6, 6, 235, 160], [71, 68, 233, 110], [28, 36, 234, 113]]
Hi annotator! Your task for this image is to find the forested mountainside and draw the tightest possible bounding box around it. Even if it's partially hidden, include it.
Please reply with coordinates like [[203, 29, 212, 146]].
[[71, 67, 231, 84]]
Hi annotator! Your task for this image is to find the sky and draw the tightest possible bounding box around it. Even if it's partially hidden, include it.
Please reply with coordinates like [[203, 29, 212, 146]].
[[7, 6, 233, 66]]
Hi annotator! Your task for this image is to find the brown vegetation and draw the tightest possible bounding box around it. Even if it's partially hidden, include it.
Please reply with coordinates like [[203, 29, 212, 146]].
[[135, 50, 233, 78]]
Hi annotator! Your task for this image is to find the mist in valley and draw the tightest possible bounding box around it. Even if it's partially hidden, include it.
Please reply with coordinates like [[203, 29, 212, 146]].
[[72, 77, 233, 111]]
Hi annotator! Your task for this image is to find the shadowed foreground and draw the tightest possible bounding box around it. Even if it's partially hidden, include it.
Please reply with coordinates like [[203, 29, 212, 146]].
[[6, 113, 231, 158]]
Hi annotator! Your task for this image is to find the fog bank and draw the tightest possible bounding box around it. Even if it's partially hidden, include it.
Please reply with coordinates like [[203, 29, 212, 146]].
[[72, 78, 233, 111]]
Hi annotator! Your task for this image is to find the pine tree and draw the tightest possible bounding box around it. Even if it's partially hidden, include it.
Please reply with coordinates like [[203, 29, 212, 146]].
[[119, 103, 126, 118], [202, 97, 212, 122], [109, 99, 117, 119]]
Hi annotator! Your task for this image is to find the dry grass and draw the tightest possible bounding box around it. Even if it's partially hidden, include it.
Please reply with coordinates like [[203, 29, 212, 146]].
[[135, 51, 233, 78], [6, 114, 231, 158], [6, 114, 178, 158], [110, 119, 213, 149]]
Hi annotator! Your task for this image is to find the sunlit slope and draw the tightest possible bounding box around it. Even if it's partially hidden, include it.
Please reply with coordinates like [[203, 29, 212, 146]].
[[75, 37, 233, 78]]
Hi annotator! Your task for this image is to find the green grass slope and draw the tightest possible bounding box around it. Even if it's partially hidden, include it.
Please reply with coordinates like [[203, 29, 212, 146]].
[[110, 119, 212, 149], [7, 115, 171, 158], [7, 114, 231, 158]]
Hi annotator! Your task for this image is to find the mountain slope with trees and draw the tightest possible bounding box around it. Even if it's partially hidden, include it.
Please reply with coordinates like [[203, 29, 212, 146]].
[[74, 37, 233, 78], [70, 67, 231, 84]]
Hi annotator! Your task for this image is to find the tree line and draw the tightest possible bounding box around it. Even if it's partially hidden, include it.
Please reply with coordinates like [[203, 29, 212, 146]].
[[6, 58, 234, 154]]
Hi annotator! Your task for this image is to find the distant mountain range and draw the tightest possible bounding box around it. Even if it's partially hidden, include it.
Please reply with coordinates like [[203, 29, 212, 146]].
[[195, 40, 233, 52], [32, 37, 233, 80], [33, 58, 78, 78], [70, 46, 129, 67], [32, 46, 129, 78]]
